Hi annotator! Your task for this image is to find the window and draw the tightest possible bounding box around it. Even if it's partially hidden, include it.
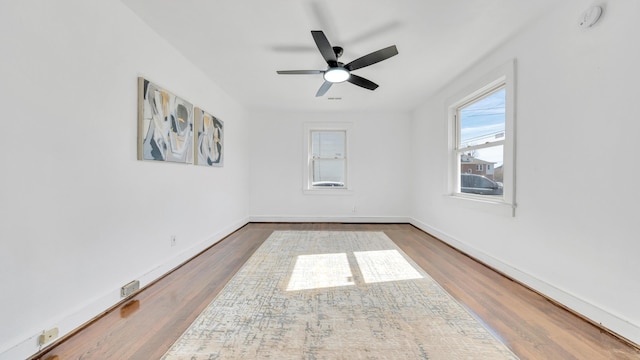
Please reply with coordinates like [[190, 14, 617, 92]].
[[448, 60, 515, 211], [311, 131, 346, 187], [303, 123, 352, 192]]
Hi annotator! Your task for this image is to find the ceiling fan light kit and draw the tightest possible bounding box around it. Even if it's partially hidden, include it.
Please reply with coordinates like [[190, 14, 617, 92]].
[[277, 30, 398, 97], [324, 67, 350, 83]]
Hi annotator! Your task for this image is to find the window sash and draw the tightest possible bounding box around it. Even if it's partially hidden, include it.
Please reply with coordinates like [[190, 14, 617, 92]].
[[455, 85, 506, 151], [311, 130, 346, 159], [311, 158, 346, 186]]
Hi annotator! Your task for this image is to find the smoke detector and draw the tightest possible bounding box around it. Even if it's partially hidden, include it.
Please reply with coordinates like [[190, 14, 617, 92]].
[[578, 6, 603, 28]]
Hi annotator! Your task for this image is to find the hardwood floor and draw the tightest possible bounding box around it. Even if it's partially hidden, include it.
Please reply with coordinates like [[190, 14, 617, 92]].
[[31, 223, 639, 360]]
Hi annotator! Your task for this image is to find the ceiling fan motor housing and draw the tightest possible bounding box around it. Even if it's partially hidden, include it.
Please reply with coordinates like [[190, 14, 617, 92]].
[[333, 46, 344, 58]]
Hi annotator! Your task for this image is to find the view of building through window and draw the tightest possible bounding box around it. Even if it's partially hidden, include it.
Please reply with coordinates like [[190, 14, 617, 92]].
[[310, 130, 346, 188], [457, 87, 505, 197]]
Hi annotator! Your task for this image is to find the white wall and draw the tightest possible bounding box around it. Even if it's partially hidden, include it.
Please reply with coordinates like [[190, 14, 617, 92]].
[[249, 110, 411, 222], [410, 0, 640, 345], [0, 0, 250, 358]]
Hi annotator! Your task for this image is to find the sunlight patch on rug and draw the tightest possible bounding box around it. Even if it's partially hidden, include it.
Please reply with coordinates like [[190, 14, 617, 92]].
[[162, 231, 519, 360], [354, 249, 423, 284], [286, 253, 354, 291]]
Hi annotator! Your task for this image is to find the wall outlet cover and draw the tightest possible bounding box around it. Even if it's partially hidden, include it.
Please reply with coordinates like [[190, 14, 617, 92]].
[[120, 280, 140, 298], [38, 327, 59, 346]]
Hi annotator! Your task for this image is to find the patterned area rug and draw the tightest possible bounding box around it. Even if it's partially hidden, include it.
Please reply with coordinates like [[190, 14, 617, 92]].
[[162, 231, 519, 359]]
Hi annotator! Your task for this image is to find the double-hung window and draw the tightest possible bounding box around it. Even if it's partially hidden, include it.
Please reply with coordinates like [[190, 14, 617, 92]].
[[311, 130, 346, 187], [303, 123, 352, 192], [448, 60, 516, 211]]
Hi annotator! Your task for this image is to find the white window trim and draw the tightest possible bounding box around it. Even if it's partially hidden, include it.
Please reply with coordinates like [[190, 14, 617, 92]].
[[446, 59, 516, 215], [303, 122, 354, 195]]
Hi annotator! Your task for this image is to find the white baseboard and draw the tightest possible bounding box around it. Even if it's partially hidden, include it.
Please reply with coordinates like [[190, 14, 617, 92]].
[[0, 217, 249, 360], [409, 217, 640, 347], [249, 215, 410, 223]]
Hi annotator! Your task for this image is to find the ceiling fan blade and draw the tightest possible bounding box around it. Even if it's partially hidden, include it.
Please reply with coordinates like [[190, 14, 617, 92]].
[[347, 74, 379, 91], [316, 81, 333, 97], [345, 45, 398, 71], [311, 30, 337, 66], [277, 70, 323, 75]]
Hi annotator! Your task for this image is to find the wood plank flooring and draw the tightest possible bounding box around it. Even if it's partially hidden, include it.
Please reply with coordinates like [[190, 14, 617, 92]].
[[31, 223, 640, 360]]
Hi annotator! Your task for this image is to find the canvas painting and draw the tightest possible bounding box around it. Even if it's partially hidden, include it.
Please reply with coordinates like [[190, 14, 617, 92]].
[[138, 77, 194, 163], [194, 107, 224, 167]]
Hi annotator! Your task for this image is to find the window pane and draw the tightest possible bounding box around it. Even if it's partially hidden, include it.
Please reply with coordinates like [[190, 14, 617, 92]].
[[312, 131, 345, 158], [312, 159, 345, 186], [460, 145, 503, 178], [459, 88, 505, 148], [459, 145, 503, 196]]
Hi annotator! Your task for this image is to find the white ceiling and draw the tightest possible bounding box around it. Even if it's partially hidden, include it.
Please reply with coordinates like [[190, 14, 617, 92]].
[[121, 0, 559, 112]]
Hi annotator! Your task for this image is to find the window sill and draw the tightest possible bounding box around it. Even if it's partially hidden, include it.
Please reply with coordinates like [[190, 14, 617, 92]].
[[445, 193, 516, 217], [303, 187, 354, 196]]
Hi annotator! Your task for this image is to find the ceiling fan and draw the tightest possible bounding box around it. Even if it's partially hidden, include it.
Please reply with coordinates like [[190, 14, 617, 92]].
[[277, 30, 398, 97]]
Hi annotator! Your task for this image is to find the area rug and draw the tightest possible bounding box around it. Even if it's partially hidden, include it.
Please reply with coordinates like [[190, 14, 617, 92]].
[[162, 231, 519, 359]]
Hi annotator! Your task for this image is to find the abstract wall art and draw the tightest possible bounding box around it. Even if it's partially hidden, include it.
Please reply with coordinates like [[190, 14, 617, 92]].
[[194, 107, 224, 167], [138, 77, 194, 163]]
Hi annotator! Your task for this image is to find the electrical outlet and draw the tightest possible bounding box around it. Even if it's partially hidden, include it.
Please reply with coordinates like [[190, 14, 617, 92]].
[[38, 327, 59, 346], [171, 235, 177, 247], [121, 280, 140, 298]]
